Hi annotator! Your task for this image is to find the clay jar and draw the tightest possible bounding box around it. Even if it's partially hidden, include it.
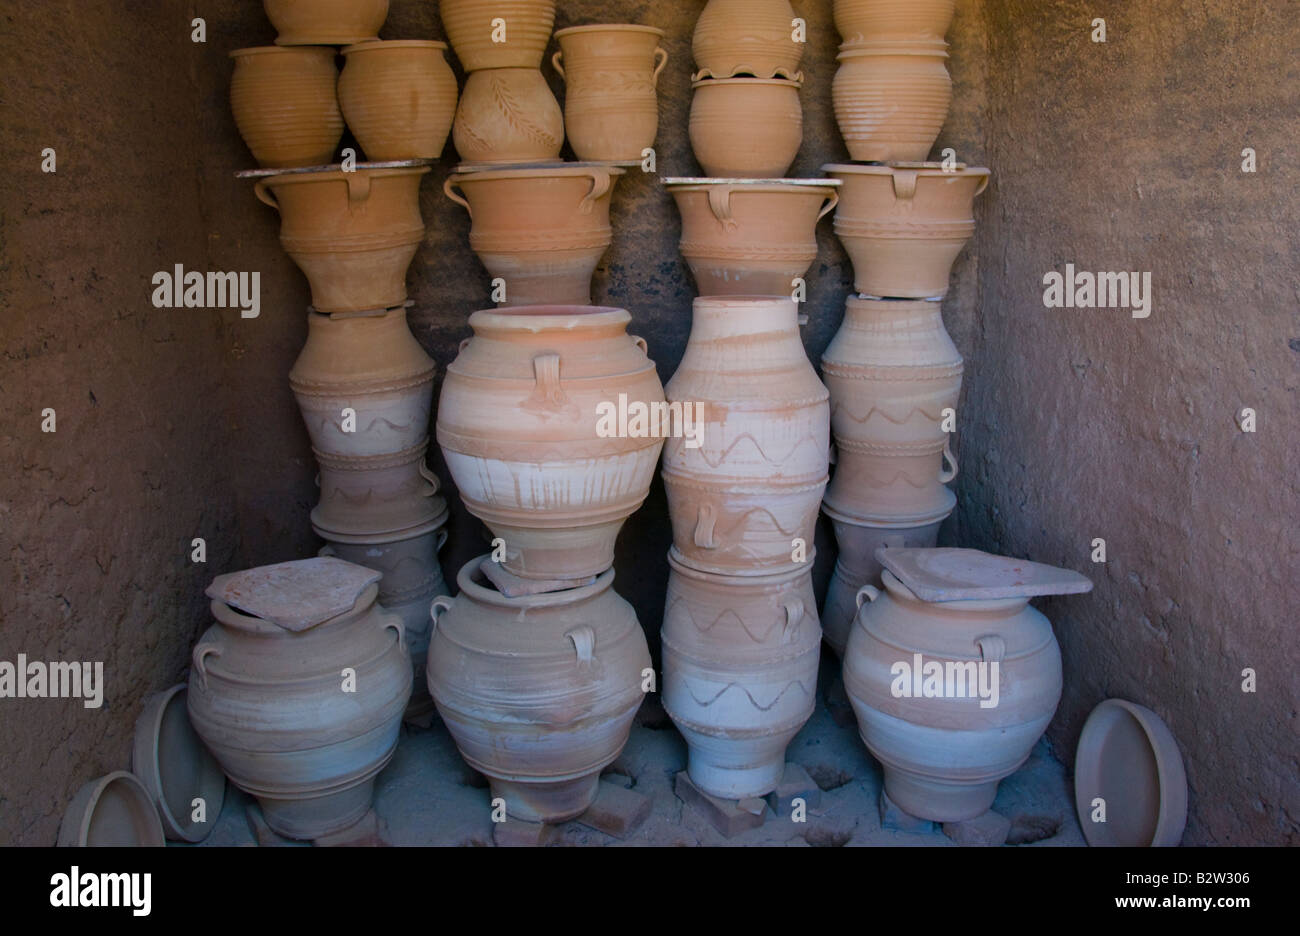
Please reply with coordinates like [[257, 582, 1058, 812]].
[[338, 41, 458, 161], [690, 78, 803, 178], [662, 555, 821, 799], [57, 772, 166, 847], [822, 297, 963, 523], [833, 0, 956, 44], [265, 0, 389, 46], [255, 167, 429, 313], [693, 0, 804, 80], [290, 306, 435, 458], [663, 297, 830, 576], [229, 47, 343, 168], [832, 40, 951, 163], [311, 440, 448, 540], [452, 68, 564, 165], [666, 178, 839, 297], [443, 165, 624, 306], [437, 306, 665, 582], [825, 164, 990, 299], [553, 25, 668, 163], [440, 0, 557, 71], [188, 559, 411, 840], [426, 558, 651, 823]]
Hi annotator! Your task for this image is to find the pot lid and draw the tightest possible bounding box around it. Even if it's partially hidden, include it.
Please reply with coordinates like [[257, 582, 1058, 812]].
[[206, 557, 381, 631], [662, 177, 841, 187], [1074, 699, 1188, 846], [57, 771, 166, 847], [875, 547, 1093, 602], [131, 684, 226, 842]]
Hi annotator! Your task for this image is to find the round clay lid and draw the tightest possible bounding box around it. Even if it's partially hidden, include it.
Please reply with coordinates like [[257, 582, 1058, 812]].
[[57, 771, 165, 847], [132, 684, 227, 842], [1074, 699, 1188, 846]]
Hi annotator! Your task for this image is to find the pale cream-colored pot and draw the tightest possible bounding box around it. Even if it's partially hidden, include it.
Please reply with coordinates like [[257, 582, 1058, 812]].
[[230, 46, 343, 168], [338, 40, 458, 161], [265, 0, 389, 46], [833, 0, 956, 44], [690, 77, 803, 178], [832, 39, 951, 163], [311, 440, 448, 540], [441, 0, 556, 71], [451, 67, 564, 165], [693, 0, 804, 80]]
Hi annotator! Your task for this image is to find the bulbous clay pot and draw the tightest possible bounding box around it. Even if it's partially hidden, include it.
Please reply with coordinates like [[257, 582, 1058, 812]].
[[57, 772, 166, 847], [254, 167, 429, 313], [338, 40, 458, 161], [824, 164, 990, 299], [553, 25, 668, 163], [131, 685, 226, 842], [832, 39, 951, 163], [230, 46, 344, 169], [452, 67, 564, 165], [290, 306, 435, 458], [189, 558, 411, 840], [693, 0, 804, 80], [662, 297, 830, 576], [843, 548, 1092, 822], [427, 558, 651, 823], [689, 77, 803, 178], [311, 441, 448, 540], [833, 0, 956, 44], [822, 297, 963, 522], [662, 555, 821, 799], [441, 0, 557, 72], [437, 306, 665, 582], [265, 0, 389, 46], [443, 165, 624, 306], [665, 178, 839, 297]]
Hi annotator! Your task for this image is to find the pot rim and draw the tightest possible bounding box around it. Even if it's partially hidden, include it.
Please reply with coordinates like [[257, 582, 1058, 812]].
[[667, 548, 817, 587], [880, 569, 1029, 612], [59, 771, 165, 847], [822, 163, 991, 180], [259, 165, 432, 189], [453, 555, 616, 610], [663, 177, 841, 189], [229, 45, 337, 59], [554, 23, 666, 39], [132, 684, 226, 842], [692, 295, 800, 312], [342, 39, 449, 54], [448, 164, 627, 184], [467, 304, 632, 332], [691, 76, 803, 90]]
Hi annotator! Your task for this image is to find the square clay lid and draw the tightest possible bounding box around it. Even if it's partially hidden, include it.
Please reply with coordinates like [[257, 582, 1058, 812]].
[[876, 547, 1093, 602], [205, 557, 381, 631]]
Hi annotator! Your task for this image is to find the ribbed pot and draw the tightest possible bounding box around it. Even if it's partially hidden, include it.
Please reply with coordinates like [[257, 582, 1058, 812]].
[[832, 40, 951, 163], [667, 179, 839, 296], [843, 569, 1064, 822], [229, 46, 343, 168], [441, 0, 556, 71], [338, 41, 458, 161], [693, 0, 804, 80], [427, 559, 651, 823], [553, 25, 668, 163], [265, 0, 388, 46], [437, 306, 665, 582], [689, 77, 803, 178], [254, 167, 429, 313], [289, 307, 435, 458], [825, 164, 989, 299], [444, 165, 624, 306], [452, 68, 564, 165], [311, 441, 449, 540], [662, 556, 821, 799], [833, 0, 955, 43], [663, 296, 829, 576], [188, 560, 411, 840]]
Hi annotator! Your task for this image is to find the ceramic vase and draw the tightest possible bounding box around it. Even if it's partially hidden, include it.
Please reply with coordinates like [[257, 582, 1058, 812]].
[[229, 46, 344, 168], [832, 40, 951, 164], [311, 441, 448, 541], [265, 0, 389, 46], [440, 0, 557, 72], [338, 40, 459, 161], [427, 558, 651, 822], [693, 0, 804, 80], [833, 0, 956, 44], [553, 25, 668, 163], [689, 77, 803, 178], [452, 68, 564, 166]]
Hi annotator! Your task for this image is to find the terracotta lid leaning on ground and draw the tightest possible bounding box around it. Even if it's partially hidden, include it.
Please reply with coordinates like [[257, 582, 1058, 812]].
[[1074, 699, 1188, 846], [205, 557, 382, 632], [132, 684, 227, 842], [875, 547, 1094, 602], [57, 771, 165, 846]]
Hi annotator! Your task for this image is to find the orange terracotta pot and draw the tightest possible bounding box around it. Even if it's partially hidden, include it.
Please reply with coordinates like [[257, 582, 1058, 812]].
[[441, 0, 556, 72], [689, 77, 803, 178], [832, 39, 951, 163], [833, 0, 955, 44], [452, 67, 564, 166], [254, 167, 429, 313], [693, 0, 804, 80], [338, 41, 458, 161], [311, 440, 448, 541], [265, 0, 388, 46], [443, 165, 624, 306], [229, 46, 343, 169], [553, 25, 668, 163]]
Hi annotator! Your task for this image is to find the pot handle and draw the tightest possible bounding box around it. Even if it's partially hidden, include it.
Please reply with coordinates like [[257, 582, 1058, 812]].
[[318, 544, 336, 558], [345, 171, 371, 203], [856, 584, 880, 609], [630, 334, 648, 354], [782, 598, 805, 643], [418, 461, 441, 494], [693, 503, 718, 549], [973, 173, 991, 198], [531, 352, 566, 405], [435, 528, 449, 552], [443, 177, 472, 216], [706, 185, 738, 232], [192, 644, 220, 690], [579, 168, 613, 215], [566, 626, 596, 670], [891, 169, 919, 202], [551, 50, 565, 79], [429, 596, 454, 634], [381, 613, 406, 654], [253, 180, 279, 211], [652, 47, 669, 87], [817, 189, 840, 221], [976, 634, 1005, 664], [939, 440, 958, 483], [458, 337, 472, 354]]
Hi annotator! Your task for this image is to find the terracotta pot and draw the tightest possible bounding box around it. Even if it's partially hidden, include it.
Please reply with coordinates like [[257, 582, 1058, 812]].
[[693, 0, 804, 80], [832, 40, 951, 163], [311, 441, 448, 540], [229, 46, 344, 169], [833, 0, 956, 43], [443, 165, 624, 306], [690, 77, 803, 178], [843, 548, 1092, 822], [290, 307, 435, 458], [662, 555, 821, 799], [265, 0, 389, 46], [427, 559, 650, 822], [452, 67, 564, 165], [824, 164, 989, 299], [254, 167, 429, 313], [338, 41, 458, 161], [131, 685, 227, 842], [57, 772, 166, 847], [662, 296, 829, 576], [437, 306, 665, 582], [553, 25, 668, 163], [666, 178, 839, 297], [188, 559, 411, 840], [441, 0, 557, 72]]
